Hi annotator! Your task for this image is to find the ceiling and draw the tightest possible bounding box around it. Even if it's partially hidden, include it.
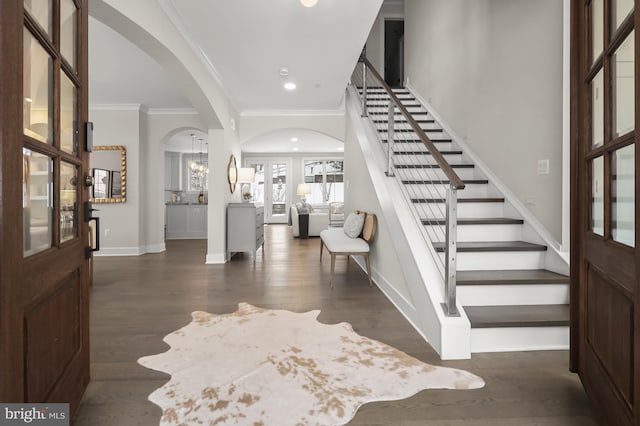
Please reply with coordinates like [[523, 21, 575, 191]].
[[89, 0, 385, 151]]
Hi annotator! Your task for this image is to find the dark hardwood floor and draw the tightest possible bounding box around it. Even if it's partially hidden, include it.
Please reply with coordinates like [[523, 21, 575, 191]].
[[75, 224, 598, 425]]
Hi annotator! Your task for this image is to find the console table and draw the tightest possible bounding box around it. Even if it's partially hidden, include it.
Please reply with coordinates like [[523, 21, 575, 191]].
[[227, 203, 264, 260]]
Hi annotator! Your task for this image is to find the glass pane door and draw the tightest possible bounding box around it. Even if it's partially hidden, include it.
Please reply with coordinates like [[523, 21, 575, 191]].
[[245, 159, 290, 223]]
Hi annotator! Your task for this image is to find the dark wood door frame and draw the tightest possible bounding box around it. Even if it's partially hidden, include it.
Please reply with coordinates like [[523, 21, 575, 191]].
[[0, 0, 90, 416], [571, 1, 638, 425]]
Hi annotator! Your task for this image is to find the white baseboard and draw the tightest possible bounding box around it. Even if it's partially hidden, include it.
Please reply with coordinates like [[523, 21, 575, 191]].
[[206, 253, 226, 264], [94, 243, 166, 257], [94, 247, 145, 257]]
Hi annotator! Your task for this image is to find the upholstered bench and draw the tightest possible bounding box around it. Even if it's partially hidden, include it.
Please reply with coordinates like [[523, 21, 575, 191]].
[[319, 211, 377, 288]]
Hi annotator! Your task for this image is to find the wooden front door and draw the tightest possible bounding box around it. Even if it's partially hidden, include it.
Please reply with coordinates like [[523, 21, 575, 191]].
[[0, 0, 90, 416], [571, 0, 638, 424]]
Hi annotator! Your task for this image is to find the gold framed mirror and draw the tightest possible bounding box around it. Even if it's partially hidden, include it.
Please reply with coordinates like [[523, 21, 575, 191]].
[[90, 145, 126, 203], [227, 154, 238, 193]]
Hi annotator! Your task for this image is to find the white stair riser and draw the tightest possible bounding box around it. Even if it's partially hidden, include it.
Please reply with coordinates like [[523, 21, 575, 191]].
[[470, 326, 569, 353], [443, 251, 546, 271], [425, 224, 522, 242], [414, 202, 504, 219], [404, 181, 485, 197], [458, 284, 569, 306], [397, 168, 478, 181], [390, 142, 455, 151], [393, 152, 461, 162]]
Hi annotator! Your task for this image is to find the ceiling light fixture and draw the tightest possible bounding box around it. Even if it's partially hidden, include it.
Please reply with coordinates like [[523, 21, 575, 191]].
[[279, 67, 289, 76], [291, 137, 299, 142], [300, 0, 318, 7], [284, 82, 297, 91]]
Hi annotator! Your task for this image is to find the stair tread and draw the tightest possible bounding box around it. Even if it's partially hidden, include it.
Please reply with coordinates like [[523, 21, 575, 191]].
[[465, 304, 569, 328], [402, 179, 489, 184], [395, 164, 474, 169], [395, 150, 462, 155], [412, 197, 505, 203], [458, 269, 569, 285], [423, 218, 524, 225], [433, 241, 547, 252]]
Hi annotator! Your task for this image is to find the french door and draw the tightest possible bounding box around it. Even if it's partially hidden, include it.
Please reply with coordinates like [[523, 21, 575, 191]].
[[571, 1, 638, 424], [0, 0, 90, 416], [244, 159, 291, 223]]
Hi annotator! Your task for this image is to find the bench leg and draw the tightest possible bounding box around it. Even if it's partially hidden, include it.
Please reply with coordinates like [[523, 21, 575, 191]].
[[330, 253, 336, 288], [365, 253, 373, 286], [320, 239, 324, 261]]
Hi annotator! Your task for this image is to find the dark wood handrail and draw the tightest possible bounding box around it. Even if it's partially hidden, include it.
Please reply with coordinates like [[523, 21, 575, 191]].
[[360, 57, 465, 190]]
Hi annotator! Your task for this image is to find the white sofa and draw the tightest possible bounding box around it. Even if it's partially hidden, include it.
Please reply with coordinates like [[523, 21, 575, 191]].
[[290, 204, 328, 237]]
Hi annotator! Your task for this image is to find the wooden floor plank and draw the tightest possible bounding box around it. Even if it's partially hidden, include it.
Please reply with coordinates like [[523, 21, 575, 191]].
[[75, 224, 596, 425]]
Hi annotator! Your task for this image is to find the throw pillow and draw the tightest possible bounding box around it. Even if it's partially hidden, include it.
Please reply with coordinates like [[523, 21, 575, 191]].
[[343, 212, 365, 238]]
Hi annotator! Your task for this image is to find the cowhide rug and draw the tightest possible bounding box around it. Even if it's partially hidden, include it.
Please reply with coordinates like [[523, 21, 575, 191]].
[[138, 303, 484, 426]]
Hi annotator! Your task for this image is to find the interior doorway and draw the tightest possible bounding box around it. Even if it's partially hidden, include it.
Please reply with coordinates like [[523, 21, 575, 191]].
[[384, 19, 404, 88]]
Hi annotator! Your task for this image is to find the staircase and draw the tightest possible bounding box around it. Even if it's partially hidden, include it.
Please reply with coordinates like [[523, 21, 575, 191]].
[[360, 86, 570, 353]]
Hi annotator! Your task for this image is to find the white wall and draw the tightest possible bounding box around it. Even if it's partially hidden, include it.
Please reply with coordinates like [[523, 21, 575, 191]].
[[89, 106, 144, 255], [404, 0, 564, 241]]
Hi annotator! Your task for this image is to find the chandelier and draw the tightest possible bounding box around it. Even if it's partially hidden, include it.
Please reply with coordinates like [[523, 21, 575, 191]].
[[189, 134, 209, 177]]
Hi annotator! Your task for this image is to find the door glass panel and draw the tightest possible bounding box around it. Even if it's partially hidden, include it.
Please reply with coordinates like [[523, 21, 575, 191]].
[[304, 160, 325, 204], [591, 69, 605, 148], [60, 72, 78, 154], [60, 0, 77, 69], [613, 31, 635, 138], [60, 162, 78, 242], [24, 0, 52, 36], [23, 149, 53, 256], [271, 163, 287, 218], [591, 0, 604, 64], [612, 0, 634, 32], [591, 156, 605, 235], [612, 145, 635, 246], [23, 29, 53, 144]]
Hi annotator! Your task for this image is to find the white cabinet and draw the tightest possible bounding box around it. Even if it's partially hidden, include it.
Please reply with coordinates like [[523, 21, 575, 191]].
[[166, 204, 207, 239], [164, 152, 181, 191], [227, 203, 264, 258]]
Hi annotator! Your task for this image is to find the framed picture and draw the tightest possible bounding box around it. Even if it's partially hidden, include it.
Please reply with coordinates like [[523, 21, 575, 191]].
[[92, 168, 110, 199], [110, 171, 122, 198]]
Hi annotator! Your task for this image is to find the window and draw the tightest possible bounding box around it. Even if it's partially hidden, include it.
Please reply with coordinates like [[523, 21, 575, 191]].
[[303, 159, 344, 204]]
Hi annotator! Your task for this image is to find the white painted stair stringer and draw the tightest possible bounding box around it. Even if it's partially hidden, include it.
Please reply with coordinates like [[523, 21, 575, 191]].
[[346, 86, 472, 360]]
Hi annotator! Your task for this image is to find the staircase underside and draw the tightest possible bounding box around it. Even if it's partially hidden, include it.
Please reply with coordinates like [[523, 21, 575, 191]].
[[360, 86, 570, 354]]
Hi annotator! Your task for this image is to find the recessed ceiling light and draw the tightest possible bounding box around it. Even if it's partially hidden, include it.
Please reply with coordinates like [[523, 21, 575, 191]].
[[337, 147, 344, 151], [279, 67, 289, 76], [284, 82, 297, 91], [291, 137, 299, 142], [300, 0, 318, 7], [293, 147, 299, 151]]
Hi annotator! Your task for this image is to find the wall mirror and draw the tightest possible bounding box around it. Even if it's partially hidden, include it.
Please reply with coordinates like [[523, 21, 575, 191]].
[[90, 145, 126, 203]]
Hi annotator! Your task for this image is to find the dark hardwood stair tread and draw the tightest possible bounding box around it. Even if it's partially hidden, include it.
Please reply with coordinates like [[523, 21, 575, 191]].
[[402, 179, 488, 184], [395, 150, 462, 155], [373, 119, 435, 124], [423, 218, 524, 226], [395, 164, 474, 169], [412, 197, 505, 203], [385, 139, 454, 143], [457, 269, 569, 285], [433, 241, 547, 252], [465, 304, 569, 328]]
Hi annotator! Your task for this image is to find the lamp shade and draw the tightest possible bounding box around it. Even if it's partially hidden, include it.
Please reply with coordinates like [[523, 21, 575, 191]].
[[237, 167, 255, 183], [296, 183, 312, 197]]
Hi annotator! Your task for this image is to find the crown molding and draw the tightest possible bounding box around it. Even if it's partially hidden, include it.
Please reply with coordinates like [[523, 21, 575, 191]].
[[89, 103, 143, 111], [146, 107, 199, 116]]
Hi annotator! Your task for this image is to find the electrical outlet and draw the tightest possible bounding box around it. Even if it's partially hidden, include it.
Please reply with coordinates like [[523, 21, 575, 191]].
[[537, 159, 550, 175], [104, 228, 111, 237]]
